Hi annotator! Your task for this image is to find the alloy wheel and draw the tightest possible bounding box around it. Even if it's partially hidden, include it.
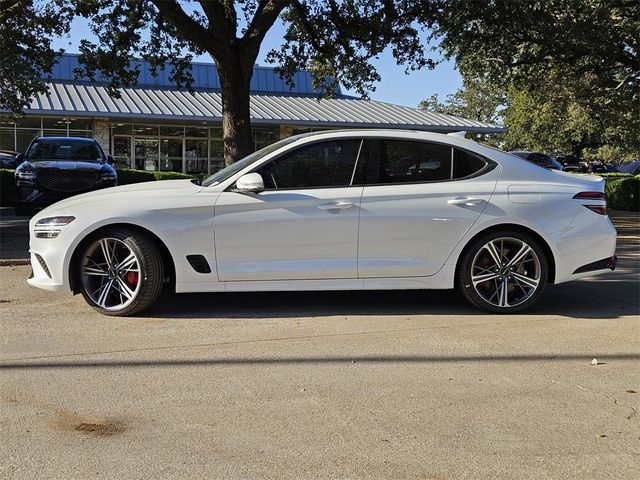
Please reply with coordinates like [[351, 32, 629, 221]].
[[81, 237, 142, 311], [470, 237, 541, 308]]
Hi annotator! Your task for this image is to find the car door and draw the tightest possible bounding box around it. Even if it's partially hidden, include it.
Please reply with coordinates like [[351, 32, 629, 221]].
[[214, 138, 364, 281], [356, 138, 500, 278]]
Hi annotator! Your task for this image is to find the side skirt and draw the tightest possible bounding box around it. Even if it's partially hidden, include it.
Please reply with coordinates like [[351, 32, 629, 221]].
[[175, 264, 456, 293]]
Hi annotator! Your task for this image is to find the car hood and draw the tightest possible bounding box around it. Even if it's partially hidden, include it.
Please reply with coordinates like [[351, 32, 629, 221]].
[[38, 179, 205, 213], [28, 161, 106, 172]]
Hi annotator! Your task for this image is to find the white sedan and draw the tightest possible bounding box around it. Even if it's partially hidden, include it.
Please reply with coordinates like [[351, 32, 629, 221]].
[[28, 130, 617, 316]]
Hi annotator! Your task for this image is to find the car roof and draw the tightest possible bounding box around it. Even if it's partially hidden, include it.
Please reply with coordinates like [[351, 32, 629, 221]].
[[33, 136, 97, 142]]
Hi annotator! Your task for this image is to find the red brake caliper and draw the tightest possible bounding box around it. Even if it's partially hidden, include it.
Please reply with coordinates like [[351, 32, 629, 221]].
[[127, 271, 139, 287]]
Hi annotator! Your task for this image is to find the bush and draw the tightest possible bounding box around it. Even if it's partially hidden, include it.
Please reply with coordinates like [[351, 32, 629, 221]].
[[604, 175, 639, 212], [0, 169, 17, 206], [115, 169, 197, 185]]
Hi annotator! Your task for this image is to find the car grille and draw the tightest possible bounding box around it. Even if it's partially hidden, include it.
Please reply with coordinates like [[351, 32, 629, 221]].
[[37, 170, 98, 192]]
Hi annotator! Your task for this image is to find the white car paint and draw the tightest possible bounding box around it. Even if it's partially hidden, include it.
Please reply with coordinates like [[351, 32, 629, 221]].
[[28, 129, 616, 303]]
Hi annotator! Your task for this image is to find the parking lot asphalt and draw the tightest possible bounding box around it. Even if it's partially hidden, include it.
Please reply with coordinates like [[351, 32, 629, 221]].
[[0, 212, 638, 479]]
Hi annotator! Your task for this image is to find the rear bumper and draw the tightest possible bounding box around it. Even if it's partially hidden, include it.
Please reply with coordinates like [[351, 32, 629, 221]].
[[573, 255, 618, 274], [552, 209, 617, 284]]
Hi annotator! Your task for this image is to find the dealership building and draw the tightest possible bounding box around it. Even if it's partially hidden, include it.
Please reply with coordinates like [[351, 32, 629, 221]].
[[1, 54, 504, 174]]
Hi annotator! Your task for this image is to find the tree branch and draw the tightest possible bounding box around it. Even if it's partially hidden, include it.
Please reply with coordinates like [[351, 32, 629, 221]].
[[150, 0, 215, 54], [198, 0, 237, 43], [242, 0, 288, 59]]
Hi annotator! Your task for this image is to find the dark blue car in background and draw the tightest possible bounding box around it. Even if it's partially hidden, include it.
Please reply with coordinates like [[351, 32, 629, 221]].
[[14, 137, 117, 216]]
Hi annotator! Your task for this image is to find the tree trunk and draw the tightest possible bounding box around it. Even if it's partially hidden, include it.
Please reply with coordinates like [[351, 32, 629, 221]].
[[218, 64, 254, 166]]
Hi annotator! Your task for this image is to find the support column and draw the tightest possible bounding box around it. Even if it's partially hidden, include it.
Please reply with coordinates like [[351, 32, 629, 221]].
[[279, 125, 294, 140], [93, 118, 110, 154]]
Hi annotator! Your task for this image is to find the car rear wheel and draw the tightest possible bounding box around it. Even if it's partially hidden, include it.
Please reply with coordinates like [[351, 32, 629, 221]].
[[458, 231, 548, 313], [78, 228, 163, 316]]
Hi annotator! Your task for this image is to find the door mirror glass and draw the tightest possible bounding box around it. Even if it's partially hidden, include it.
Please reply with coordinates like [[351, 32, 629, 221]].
[[106, 154, 116, 165], [235, 173, 265, 193]]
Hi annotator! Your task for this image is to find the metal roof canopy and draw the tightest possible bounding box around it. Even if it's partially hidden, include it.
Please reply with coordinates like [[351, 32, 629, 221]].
[[24, 82, 506, 134]]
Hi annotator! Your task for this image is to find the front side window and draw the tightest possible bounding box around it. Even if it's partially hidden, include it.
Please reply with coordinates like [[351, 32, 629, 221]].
[[257, 139, 362, 190]]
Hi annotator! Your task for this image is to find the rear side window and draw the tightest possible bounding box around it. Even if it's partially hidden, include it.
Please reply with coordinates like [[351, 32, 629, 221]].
[[257, 139, 361, 189], [368, 140, 452, 184], [453, 149, 487, 178], [356, 139, 490, 184]]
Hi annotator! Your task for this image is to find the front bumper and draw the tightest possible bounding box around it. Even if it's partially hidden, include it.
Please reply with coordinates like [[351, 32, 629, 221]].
[[27, 252, 67, 291]]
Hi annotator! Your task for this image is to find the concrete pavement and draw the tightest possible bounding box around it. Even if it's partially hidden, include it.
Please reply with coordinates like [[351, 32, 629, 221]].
[[0, 212, 638, 479]]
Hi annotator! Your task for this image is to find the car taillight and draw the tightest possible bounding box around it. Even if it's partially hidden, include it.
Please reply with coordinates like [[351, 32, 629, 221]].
[[573, 192, 607, 215]]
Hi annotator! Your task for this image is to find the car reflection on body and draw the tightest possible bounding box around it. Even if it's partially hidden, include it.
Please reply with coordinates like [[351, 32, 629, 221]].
[[27, 130, 617, 316]]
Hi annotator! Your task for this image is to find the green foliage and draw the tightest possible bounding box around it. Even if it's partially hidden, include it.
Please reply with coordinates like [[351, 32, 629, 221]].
[[115, 169, 195, 185], [435, 1, 639, 113], [419, 75, 504, 124], [0, 168, 17, 206], [0, 1, 72, 114], [434, 0, 640, 160], [603, 175, 640, 212], [501, 83, 640, 160]]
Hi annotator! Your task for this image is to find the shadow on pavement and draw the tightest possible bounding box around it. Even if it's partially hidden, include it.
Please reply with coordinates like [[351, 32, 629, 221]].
[[2, 353, 640, 371]]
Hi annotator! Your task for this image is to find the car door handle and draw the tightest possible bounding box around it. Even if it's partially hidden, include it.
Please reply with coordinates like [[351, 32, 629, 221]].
[[447, 197, 484, 207], [318, 201, 354, 210]]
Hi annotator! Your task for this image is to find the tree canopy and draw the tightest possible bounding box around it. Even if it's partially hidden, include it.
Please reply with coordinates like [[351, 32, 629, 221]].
[[1, 0, 439, 164], [2, 1, 638, 164], [423, 0, 639, 161]]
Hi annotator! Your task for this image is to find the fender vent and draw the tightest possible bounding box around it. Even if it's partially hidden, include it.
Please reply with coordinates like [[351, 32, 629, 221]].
[[186, 255, 211, 274]]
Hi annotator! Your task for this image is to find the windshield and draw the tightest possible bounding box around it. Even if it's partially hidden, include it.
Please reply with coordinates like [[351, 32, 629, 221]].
[[26, 139, 104, 163], [202, 137, 297, 187]]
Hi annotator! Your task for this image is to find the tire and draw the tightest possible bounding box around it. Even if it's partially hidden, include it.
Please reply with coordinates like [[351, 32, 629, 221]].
[[458, 230, 548, 313], [77, 228, 164, 316]]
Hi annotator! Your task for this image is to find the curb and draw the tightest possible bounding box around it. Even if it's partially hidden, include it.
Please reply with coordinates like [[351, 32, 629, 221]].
[[0, 259, 30, 266]]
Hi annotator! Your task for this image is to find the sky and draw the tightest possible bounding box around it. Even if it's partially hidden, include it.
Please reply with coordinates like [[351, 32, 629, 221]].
[[51, 15, 462, 109]]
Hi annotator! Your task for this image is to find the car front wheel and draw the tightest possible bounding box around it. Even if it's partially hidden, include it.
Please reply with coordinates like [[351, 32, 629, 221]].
[[78, 228, 164, 316], [458, 231, 548, 313]]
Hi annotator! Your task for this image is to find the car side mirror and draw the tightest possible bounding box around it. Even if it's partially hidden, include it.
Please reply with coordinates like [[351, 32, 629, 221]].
[[15, 153, 24, 164], [235, 173, 264, 193], [106, 155, 115, 165]]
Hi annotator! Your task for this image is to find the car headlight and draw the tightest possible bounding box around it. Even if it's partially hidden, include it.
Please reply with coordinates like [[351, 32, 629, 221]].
[[34, 216, 75, 239], [16, 170, 36, 181]]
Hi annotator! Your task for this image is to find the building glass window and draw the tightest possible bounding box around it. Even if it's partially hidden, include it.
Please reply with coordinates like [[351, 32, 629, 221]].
[[133, 124, 159, 136], [42, 118, 68, 130], [0, 118, 14, 151], [160, 126, 183, 137], [68, 118, 92, 130], [185, 139, 208, 174], [135, 138, 159, 170], [253, 127, 278, 151], [113, 136, 132, 169], [16, 130, 40, 153], [16, 117, 42, 129], [160, 138, 183, 172], [112, 123, 132, 135], [185, 126, 208, 138], [209, 139, 224, 173]]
